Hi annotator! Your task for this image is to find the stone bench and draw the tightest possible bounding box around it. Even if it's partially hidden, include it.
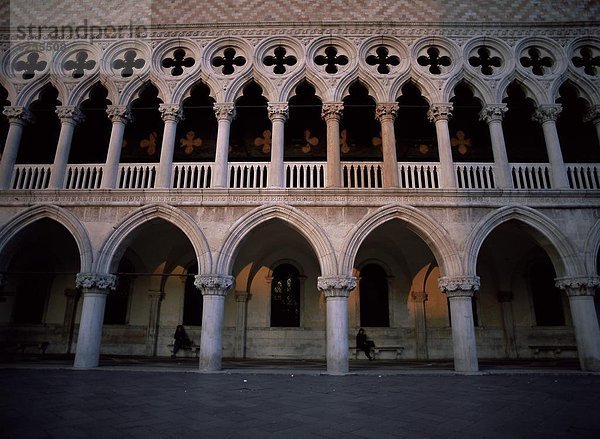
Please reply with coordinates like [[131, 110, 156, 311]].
[[528, 345, 577, 358], [350, 346, 405, 360], [167, 343, 200, 358]]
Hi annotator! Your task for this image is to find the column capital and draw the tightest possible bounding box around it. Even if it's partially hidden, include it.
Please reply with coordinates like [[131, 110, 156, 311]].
[[583, 104, 600, 124], [213, 102, 236, 121], [2, 106, 34, 125], [159, 103, 184, 122], [555, 276, 600, 297], [412, 291, 428, 302], [56, 106, 85, 125], [148, 290, 165, 301], [321, 102, 344, 121], [375, 102, 399, 122], [317, 275, 356, 298], [479, 104, 508, 123], [75, 273, 117, 291], [438, 275, 480, 298], [267, 102, 289, 122], [427, 103, 453, 122], [106, 105, 132, 124], [194, 274, 234, 296], [235, 290, 249, 302], [532, 104, 562, 124]]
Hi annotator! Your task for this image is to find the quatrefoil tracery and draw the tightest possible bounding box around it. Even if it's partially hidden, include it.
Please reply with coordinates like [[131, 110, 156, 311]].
[[263, 46, 297, 74], [366, 46, 400, 74], [64, 51, 96, 79], [572, 47, 600, 76], [212, 48, 246, 75], [468, 47, 502, 75], [314, 46, 348, 74], [112, 50, 146, 77], [14, 52, 47, 80], [520, 47, 553, 76], [161, 48, 195, 76], [417, 47, 451, 75]]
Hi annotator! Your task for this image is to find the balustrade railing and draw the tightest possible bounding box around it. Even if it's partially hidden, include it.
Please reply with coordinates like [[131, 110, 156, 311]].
[[172, 163, 212, 189], [399, 163, 440, 189], [286, 162, 326, 188], [455, 163, 495, 189], [118, 163, 157, 189], [342, 162, 383, 188], [566, 163, 600, 190], [11, 164, 51, 189], [64, 164, 103, 189], [229, 162, 268, 188], [511, 163, 552, 189]]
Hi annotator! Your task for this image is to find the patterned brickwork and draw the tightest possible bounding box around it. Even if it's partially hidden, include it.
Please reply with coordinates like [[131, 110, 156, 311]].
[[1, 0, 599, 28]]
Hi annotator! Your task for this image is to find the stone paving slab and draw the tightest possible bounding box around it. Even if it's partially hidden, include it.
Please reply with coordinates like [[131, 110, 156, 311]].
[[2, 368, 600, 438]]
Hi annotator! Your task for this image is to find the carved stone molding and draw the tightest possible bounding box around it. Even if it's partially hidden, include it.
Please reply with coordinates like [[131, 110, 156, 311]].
[[321, 102, 344, 121], [194, 274, 234, 296], [438, 276, 480, 298], [479, 104, 508, 123], [427, 104, 453, 122], [375, 103, 399, 122], [555, 276, 600, 296], [213, 103, 236, 121], [583, 104, 600, 124], [412, 291, 428, 302], [267, 102, 289, 122], [159, 104, 184, 122], [75, 273, 117, 291], [532, 104, 562, 124], [317, 275, 357, 298], [2, 106, 34, 125], [106, 105, 132, 124]]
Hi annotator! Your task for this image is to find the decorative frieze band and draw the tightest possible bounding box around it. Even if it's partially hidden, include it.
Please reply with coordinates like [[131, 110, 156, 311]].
[[317, 275, 357, 298], [194, 274, 235, 296], [555, 276, 600, 297], [479, 104, 508, 124], [75, 273, 118, 290], [438, 276, 480, 298]]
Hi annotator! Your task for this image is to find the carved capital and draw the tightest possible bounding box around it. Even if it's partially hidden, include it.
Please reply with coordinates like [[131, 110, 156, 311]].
[[555, 276, 600, 297], [213, 103, 236, 121], [317, 275, 356, 298], [106, 105, 132, 124], [375, 103, 399, 122], [532, 104, 562, 124], [438, 276, 480, 298], [2, 106, 33, 125], [76, 273, 117, 291], [159, 104, 184, 122], [321, 102, 344, 121], [56, 106, 85, 125], [194, 274, 234, 296], [427, 103, 453, 122], [412, 291, 428, 302], [267, 102, 289, 122], [479, 104, 508, 123], [583, 105, 600, 124]]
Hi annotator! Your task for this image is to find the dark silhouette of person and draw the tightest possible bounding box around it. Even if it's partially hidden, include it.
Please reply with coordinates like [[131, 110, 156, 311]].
[[171, 325, 191, 359], [356, 328, 374, 360]]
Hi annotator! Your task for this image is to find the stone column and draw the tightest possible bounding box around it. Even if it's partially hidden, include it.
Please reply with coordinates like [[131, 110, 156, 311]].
[[73, 273, 117, 368], [194, 274, 234, 371], [556, 276, 600, 371], [101, 105, 131, 189], [234, 290, 249, 359], [412, 291, 429, 360], [267, 103, 288, 188], [375, 103, 400, 188], [322, 103, 343, 188], [0, 107, 33, 189], [213, 103, 236, 188], [156, 104, 183, 189], [532, 104, 569, 189], [317, 275, 357, 375], [584, 105, 600, 147], [428, 104, 457, 188], [438, 276, 480, 373], [497, 290, 517, 358], [48, 106, 85, 189], [62, 288, 81, 354], [480, 104, 512, 188], [146, 290, 165, 356]]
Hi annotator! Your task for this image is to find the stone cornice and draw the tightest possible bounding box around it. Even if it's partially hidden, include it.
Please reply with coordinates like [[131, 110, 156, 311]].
[[194, 274, 234, 296]]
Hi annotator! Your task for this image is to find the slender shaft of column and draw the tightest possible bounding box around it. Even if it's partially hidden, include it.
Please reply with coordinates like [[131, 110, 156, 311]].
[[428, 104, 457, 188], [73, 273, 117, 368], [213, 103, 235, 188], [234, 291, 249, 359], [102, 106, 131, 189], [157, 104, 183, 189], [533, 104, 568, 189], [0, 107, 32, 189], [146, 291, 165, 356], [318, 276, 356, 375], [195, 274, 234, 371], [268, 103, 288, 188], [412, 291, 429, 360], [556, 277, 600, 371], [439, 276, 480, 373], [322, 103, 343, 188], [480, 104, 512, 188], [583, 105, 600, 149], [376, 103, 399, 188], [49, 106, 85, 189]]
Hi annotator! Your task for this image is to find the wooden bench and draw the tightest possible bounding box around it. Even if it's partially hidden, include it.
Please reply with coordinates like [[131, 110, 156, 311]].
[[167, 343, 200, 358], [350, 346, 405, 360], [529, 345, 577, 358], [15, 341, 50, 354]]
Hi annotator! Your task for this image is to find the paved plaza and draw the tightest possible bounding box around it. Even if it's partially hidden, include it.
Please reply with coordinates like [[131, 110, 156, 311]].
[[2, 357, 600, 438]]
